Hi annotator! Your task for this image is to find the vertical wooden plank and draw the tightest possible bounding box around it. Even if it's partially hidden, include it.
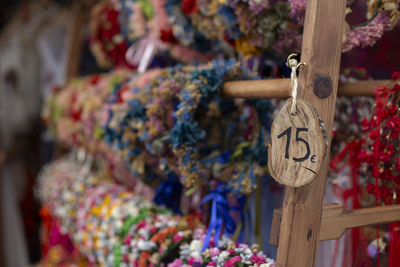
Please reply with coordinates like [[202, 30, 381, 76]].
[[66, 3, 83, 81], [0, 164, 4, 267], [275, 0, 346, 266]]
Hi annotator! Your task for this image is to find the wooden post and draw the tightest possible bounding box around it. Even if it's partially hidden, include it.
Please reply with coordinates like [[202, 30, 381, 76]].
[[275, 0, 346, 266], [66, 3, 84, 81]]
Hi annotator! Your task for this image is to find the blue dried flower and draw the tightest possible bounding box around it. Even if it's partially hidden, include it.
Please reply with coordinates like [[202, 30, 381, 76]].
[[217, 6, 242, 39], [170, 121, 206, 148], [103, 127, 121, 146], [191, 69, 223, 105], [125, 99, 147, 121]]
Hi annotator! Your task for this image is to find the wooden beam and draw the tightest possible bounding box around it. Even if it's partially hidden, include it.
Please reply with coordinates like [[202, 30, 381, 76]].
[[270, 203, 400, 246], [275, 0, 346, 266], [222, 79, 392, 99], [66, 3, 84, 81]]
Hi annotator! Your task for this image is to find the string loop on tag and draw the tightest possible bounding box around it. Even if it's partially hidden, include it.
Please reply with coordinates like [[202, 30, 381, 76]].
[[286, 53, 306, 115]]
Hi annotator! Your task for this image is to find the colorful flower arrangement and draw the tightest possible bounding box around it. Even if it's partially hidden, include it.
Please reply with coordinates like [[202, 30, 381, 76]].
[[89, 0, 214, 70], [41, 60, 278, 265], [37, 156, 275, 266], [184, 0, 301, 56], [90, 1, 132, 68], [42, 70, 146, 187], [289, 0, 400, 52], [359, 73, 400, 205], [331, 73, 400, 266], [88, 0, 400, 69], [44, 60, 273, 195]]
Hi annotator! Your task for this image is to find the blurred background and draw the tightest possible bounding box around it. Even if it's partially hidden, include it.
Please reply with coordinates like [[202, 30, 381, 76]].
[[0, 0, 399, 266]]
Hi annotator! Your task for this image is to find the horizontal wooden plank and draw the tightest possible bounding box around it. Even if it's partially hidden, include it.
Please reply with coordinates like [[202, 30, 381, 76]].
[[270, 203, 400, 246], [222, 79, 392, 99]]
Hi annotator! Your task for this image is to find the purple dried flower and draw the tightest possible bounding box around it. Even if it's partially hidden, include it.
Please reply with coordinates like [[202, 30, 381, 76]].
[[248, 0, 271, 14], [271, 28, 302, 54], [367, 243, 378, 258], [288, 0, 354, 25], [227, 0, 241, 8], [343, 11, 392, 53], [289, 0, 306, 24]]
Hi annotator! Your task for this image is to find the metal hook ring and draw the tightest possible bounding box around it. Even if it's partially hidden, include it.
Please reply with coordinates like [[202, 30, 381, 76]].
[[286, 53, 298, 67], [286, 53, 306, 69], [296, 62, 307, 68]]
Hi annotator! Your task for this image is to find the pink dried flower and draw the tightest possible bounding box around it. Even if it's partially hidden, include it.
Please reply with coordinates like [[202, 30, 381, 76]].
[[209, 247, 220, 257], [250, 255, 267, 264], [224, 256, 242, 267], [172, 232, 184, 243], [168, 258, 183, 267], [289, 0, 306, 24], [248, 0, 270, 14], [343, 11, 392, 52]]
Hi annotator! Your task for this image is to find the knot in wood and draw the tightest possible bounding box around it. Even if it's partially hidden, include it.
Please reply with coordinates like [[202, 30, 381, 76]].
[[307, 230, 312, 241]]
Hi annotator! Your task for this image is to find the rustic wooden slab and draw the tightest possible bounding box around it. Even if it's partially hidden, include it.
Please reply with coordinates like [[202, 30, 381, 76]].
[[268, 99, 326, 187]]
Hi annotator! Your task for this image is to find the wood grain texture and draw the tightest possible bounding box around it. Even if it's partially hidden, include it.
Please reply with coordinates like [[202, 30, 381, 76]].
[[268, 99, 325, 187], [0, 165, 3, 267], [320, 204, 400, 241], [270, 208, 283, 247], [222, 79, 391, 98], [275, 0, 346, 266], [66, 3, 84, 81], [270, 204, 400, 246]]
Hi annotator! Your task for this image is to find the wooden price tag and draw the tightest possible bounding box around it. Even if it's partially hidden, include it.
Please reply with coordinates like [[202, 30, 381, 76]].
[[268, 99, 326, 187]]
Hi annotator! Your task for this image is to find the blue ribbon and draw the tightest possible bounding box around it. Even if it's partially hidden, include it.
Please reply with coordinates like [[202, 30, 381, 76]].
[[201, 183, 238, 251], [237, 195, 247, 243], [153, 173, 182, 214]]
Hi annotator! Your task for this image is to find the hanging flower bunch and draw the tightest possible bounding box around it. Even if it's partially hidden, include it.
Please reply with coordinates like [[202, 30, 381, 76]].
[[163, 0, 232, 56], [37, 156, 275, 266], [101, 60, 273, 194], [42, 70, 154, 187], [103, 60, 272, 194], [44, 60, 273, 195], [89, 0, 400, 67], [42, 70, 130, 151], [289, 0, 400, 52], [90, 1, 132, 68], [331, 73, 400, 266], [360, 73, 400, 205], [89, 0, 214, 70], [164, 0, 302, 58]]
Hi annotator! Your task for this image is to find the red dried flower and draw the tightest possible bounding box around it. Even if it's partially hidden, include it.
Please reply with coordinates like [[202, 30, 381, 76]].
[[374, 86, 389, 98], [361, 118, 370, 131], [392, 84, 400, 93], [368, 129, 380, 140], [391, 72, 400, 80], [335, 75, 400, 205], [182, 0, 199, 15], [160, 29, 178, 44], [396, 158, 400, 171], [90, 75, 101, 85]]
